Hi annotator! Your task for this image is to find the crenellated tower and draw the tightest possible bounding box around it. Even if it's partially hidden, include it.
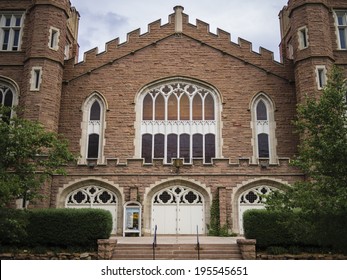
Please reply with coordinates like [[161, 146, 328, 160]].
[[279, 0, 347, 102]]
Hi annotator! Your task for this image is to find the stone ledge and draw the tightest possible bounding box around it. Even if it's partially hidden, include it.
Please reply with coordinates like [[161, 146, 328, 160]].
[[0, 252, 97, 260], [257, 253, 347, 260]]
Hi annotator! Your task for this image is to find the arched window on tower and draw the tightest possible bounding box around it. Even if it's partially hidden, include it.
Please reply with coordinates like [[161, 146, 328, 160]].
[[80, 94, 106, 164], [251, 93, 277, 164]]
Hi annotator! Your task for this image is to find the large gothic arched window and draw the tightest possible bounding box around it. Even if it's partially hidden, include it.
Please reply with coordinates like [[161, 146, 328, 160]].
[[138, 79, 221, 164]]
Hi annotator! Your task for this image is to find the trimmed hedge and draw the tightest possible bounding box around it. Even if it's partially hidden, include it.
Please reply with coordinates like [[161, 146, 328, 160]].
[[0, 208, 29, 245], [243, 209, 347, 253], [0, 208, 112, 249]]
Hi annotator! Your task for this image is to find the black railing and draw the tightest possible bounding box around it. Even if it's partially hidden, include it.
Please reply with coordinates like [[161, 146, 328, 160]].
[[196, 225, 200, 260], [153, 225, 157, 260]]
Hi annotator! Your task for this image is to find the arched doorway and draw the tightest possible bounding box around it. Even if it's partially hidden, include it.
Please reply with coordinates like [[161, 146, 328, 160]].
[[65, 185, 118, 234], [151, 186, 205, 235], [238, 185, 276, 235]]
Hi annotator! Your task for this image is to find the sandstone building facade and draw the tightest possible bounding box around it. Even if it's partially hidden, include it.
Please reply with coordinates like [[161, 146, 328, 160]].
[[1, 0, 346, 236]]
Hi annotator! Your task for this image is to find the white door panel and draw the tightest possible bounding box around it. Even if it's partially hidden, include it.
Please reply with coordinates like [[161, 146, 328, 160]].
[[152, 186, 205, 235]]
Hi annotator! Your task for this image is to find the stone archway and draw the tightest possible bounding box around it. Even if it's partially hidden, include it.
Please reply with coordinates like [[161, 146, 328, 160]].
[[232, 178, 289, 235], [65, 185, 118, 234], [57, 178, 123, 235], [238, 185, 277, 235], [151, 185, 205, 234], [143, 178, 211, 235]]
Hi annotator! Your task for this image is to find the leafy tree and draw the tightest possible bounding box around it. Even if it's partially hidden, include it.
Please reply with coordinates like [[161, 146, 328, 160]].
[[266, 66, 347, 214], [0, 107, 76, 207]]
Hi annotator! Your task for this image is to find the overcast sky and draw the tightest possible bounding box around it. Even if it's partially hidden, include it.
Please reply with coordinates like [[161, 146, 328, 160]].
[[71, 0, 289, 62]]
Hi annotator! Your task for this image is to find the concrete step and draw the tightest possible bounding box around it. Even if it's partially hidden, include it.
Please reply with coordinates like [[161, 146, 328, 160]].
[[112, 243, 242, 260]]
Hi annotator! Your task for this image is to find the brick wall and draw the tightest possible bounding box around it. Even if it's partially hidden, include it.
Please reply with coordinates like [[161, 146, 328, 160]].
[[2, 0, 346, 234]]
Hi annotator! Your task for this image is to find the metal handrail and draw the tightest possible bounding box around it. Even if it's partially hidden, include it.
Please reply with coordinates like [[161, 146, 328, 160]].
[[196, 225, 200, 260], [152, 225, 157, 260]]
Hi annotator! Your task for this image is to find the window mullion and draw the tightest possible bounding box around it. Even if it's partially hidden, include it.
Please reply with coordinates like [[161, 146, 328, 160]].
[[189, 97, 193, 163], [152, 133, 155, 162], [164, 95, 168, 163], [202, 96, 205, 121], [152, 93, 156, 120], [8, 28, 13, 50], [177, 133, 180, 159], [202, 131, 206, 163]]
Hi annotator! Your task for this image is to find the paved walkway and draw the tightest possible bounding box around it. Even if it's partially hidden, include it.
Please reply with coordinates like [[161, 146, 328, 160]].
[[111, 235, 244, 244]]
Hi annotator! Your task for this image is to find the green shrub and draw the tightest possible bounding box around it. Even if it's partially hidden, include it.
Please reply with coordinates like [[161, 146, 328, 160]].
[[287, 246, 302, 255], [0, 208, 29, 245], [243, 210, 296, 248], [243, 209, 347, 254], [266, 246, 288, 255], [25, 208, 112, 248], [313, 212, 347, 254]]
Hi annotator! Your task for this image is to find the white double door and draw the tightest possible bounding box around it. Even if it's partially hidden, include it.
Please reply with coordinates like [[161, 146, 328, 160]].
[[151, 186, 205, 235]]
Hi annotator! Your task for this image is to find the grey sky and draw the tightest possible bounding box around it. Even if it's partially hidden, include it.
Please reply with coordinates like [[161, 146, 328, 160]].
[[70, 0, 289, 62]]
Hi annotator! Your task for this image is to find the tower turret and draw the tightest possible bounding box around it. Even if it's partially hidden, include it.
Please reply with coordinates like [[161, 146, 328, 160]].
[[279, 0, 346, 102], [20, 0, 79, 132]]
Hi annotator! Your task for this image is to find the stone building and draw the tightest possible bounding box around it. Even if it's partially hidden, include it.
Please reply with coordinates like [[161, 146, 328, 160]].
[[1, 0, 346, 236]]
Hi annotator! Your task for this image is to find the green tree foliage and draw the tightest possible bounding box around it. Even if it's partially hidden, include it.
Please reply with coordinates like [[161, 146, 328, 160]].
[[266, 66, 347, 214], [0, 108, 76, 207]]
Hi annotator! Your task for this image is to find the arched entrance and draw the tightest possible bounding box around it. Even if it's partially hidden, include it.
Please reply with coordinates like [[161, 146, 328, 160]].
[[151, 186, 205, 235], [238, 185, 276, 235], [65, 185, 118, 234]]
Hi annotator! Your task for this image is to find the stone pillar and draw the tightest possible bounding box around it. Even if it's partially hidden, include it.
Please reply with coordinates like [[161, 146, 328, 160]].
[[218, 187, 227, 229], [174, 6, 184, 33], [237, 239, 256, 260], [98, 239, 117, 260]]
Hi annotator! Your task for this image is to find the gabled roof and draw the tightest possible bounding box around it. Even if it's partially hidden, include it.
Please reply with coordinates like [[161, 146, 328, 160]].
[[63, 6, 294, 83]]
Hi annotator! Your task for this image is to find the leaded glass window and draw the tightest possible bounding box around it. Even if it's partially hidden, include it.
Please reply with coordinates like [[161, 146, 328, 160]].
[[140, 79, 220, 164], [251, 94, 276, 163]]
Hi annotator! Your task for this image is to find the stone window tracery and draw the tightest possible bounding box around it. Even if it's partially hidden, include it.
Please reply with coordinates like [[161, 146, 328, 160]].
[[153, 186, 203, 205], [139, 79, 220, 164], [239, 186, 274, 205], [66, 186, 117, 205]]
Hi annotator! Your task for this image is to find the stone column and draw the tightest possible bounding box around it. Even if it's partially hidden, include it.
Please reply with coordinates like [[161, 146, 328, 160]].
[[98, 239, 117, 260], [174, 6, 184, 33], [218, 187, 227, 229], [237, 239, 256, 260]]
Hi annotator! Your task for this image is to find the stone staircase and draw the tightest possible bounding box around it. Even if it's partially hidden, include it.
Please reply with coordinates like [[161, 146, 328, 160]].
[[112, 243, 243, 260]]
